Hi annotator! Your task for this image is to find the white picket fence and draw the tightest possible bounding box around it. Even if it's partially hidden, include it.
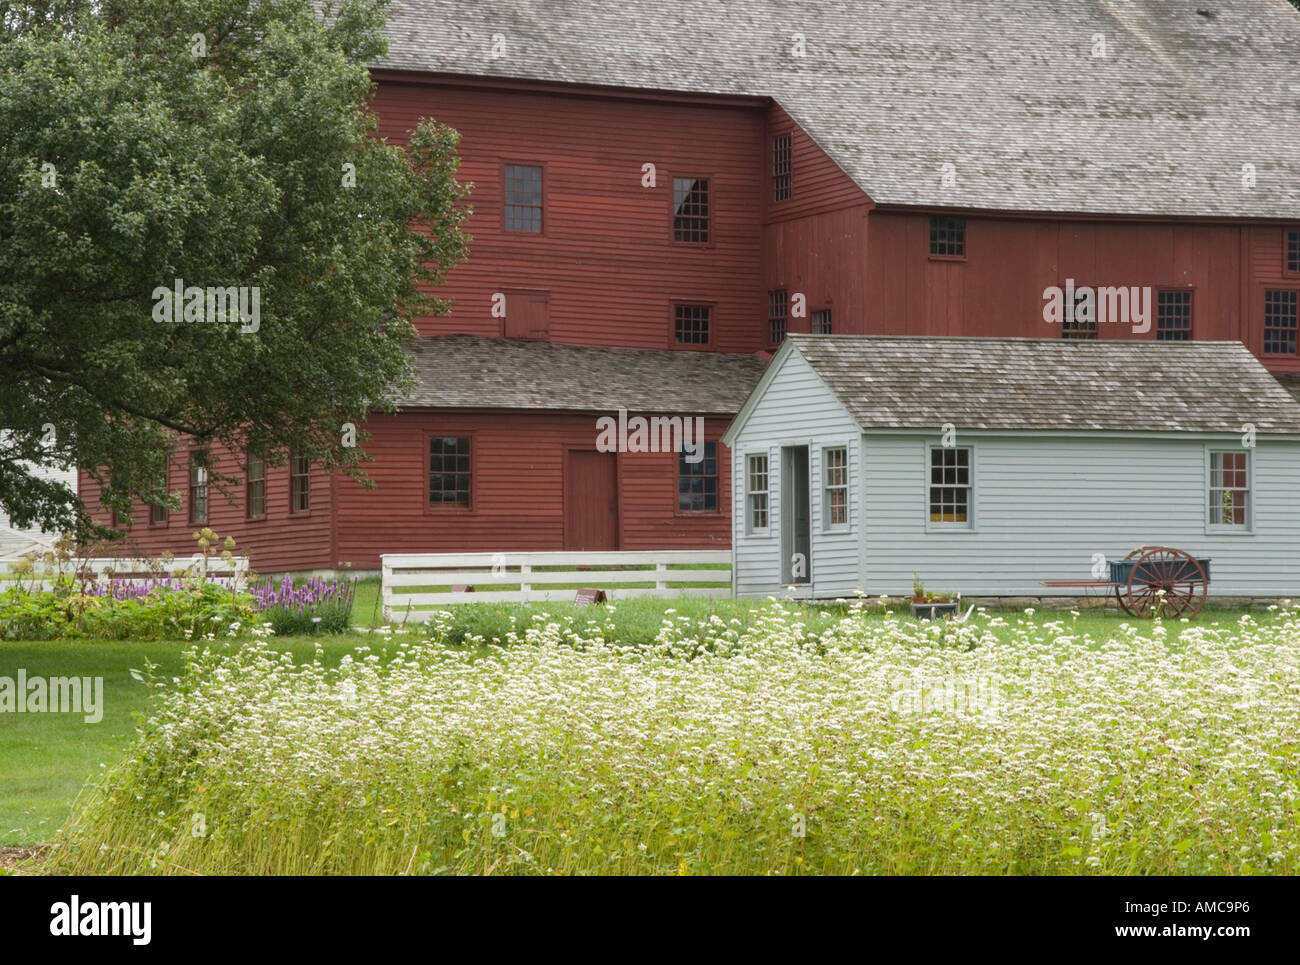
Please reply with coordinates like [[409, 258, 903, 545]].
[[0, 555, 250, 591], [382, 550, 732, 623]]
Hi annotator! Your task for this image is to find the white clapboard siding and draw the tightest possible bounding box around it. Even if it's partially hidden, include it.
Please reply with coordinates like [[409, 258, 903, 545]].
[[728, 348, 865, 599], [724, 343, 1300, 600], [0, 459, 77, 559], [381, 550, 732, 621], [862, 432, 1300, 597]]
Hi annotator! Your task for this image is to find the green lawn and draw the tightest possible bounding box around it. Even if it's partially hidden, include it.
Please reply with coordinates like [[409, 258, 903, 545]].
[[0, 635, 406, 845], [0, 600, 1283, 850]]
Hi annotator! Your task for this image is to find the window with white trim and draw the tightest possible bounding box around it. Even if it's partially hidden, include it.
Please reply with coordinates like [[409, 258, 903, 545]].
[[746, 453, 769, 532], [1208, 450, 1249, 528], [929, 446, 971, 526], [823, 447, 848, 528]]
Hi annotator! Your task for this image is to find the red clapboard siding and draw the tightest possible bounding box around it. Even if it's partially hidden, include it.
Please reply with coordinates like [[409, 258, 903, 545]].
[[332, 410, 733, 569], [862, 212, 1300, 360], [371, 79, 768, 353], [77, 452, 334, 574], [761, 103, 871, 338]]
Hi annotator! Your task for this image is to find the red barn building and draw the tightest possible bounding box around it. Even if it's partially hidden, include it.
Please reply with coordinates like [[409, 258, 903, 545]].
[[80, 0, 1300, 572]]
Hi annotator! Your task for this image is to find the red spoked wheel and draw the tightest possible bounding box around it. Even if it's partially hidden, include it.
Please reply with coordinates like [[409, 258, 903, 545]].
[[1120, 546, 1207, 619]]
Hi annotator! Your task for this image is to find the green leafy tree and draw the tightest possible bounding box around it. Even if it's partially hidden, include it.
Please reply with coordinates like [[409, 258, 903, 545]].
[[0, 0, 469, 535]]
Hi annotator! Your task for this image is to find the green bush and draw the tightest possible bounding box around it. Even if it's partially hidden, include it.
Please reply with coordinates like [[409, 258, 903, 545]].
[[421, 596, 860, 650], [250, 576, 357, 635], [0, 581, 257, 642]]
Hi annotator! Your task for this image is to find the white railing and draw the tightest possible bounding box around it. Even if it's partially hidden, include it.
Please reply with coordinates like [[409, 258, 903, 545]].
[[381, 550, 732, 622], [0, 555, 250, 590]]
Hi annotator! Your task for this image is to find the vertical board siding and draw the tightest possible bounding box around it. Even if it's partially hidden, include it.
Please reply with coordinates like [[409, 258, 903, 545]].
[[729, 350, 863, 598], [863, 432, 1300, 597], [372, 81, 767, 353]]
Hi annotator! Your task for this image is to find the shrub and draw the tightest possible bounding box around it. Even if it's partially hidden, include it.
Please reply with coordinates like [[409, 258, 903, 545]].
[[0, 528, 258, 641], [0, 580, 257, 641], [251, 575, 357, 635], [40, 605, 1300, 875], [419, 597, 859, 650]]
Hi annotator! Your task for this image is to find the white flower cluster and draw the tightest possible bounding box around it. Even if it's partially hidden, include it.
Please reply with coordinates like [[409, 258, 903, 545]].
[[56, 605, 1300, 875]]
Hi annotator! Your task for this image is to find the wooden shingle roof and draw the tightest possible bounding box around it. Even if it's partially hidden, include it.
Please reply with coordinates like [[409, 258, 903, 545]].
[[398, 335, 769, 413], [787, 335, 1300, 433], [379, 0, 1300, 219]]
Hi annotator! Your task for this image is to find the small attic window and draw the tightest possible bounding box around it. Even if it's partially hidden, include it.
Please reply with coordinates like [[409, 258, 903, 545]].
[[772, 133, 792, 202], [768, 290, 788, 345], [929, 216, 965, 258], [1287, 229, 1300, 274]]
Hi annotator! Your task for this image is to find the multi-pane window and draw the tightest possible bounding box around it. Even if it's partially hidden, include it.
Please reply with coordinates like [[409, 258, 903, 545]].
[[929, 446, 971, 525], [672, 177, 709, 243], [768, 290, 787, 345], [290, 452, 310, 513], [772, 133, 792, 202], [929, 216, 965, 257], [823, 447, 848, 528], [674, 304, 710, 344], [679, 441, 718, 513], [1264, 290, 1299, 355], [1287, 230, 1300, 273], [246, 451, 266, 518], [1209, 450, 1249, 528], [747, 453, 769, 531], [1062, 290, 1098, 340], [504, 164, 543, 232], [188, 457, 208, 524], [149, 459, 169, 524], [429, 437, 471, 508], [812, 309, 832, 335], [1156, 290, 1192, 341]]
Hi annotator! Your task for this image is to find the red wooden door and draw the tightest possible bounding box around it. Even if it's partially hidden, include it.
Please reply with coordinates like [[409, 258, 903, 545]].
[[565, 450, 619, 550], [503, 289, 550, 340]]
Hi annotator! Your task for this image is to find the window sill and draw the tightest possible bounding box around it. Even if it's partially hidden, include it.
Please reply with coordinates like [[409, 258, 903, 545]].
[[424, 504, 475, 516], [928, 253, 967, 263]]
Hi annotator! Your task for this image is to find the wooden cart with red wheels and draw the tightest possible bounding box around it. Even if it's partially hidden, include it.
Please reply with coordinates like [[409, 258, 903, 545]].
[[1109, 546, 1210, 619], [1039, 546, 1211, 618]]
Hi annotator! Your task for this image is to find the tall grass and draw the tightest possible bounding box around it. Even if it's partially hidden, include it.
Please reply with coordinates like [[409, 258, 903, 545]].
[[40, 603, 1300, 875]]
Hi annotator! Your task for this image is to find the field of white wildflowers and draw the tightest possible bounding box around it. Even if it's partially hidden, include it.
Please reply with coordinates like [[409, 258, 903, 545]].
[[42, 604, 1300, 875]]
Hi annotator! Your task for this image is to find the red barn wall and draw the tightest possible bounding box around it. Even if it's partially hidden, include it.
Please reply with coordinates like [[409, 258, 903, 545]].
[[371, 76, 769, 353], [333, 410, 734, 570], [77, 454, 335, 574], [864, 213, 1300, 370], [762, 104, 870, 338]]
